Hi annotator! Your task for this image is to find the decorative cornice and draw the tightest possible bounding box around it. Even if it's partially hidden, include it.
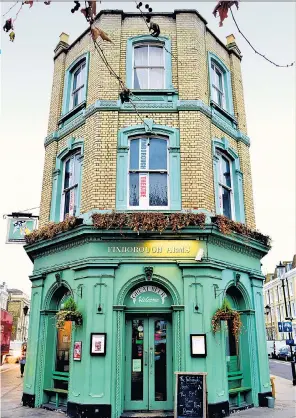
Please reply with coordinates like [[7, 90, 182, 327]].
[[44, 99, 250, 147]]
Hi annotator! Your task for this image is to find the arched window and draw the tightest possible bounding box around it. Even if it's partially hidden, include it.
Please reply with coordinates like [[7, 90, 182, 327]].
[[126, 36, 173, 91], [213, 138, 245, 222], [62, 53, 89, 116], [208, 53, 234, 115], [116, 121, 181, 211], [50, 138, 84, 222], [60, 151, 82, 220], [128, 136, 168, 209]]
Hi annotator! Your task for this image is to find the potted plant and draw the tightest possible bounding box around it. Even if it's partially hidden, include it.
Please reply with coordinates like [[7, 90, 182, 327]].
[[55, 297, 83, 329], [211, 299, 242, 341]]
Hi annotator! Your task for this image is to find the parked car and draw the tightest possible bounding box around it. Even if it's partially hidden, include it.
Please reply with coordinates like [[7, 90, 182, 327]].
[[277, 346, 296, 361], [266, 340, 287, 358], [5, 340, 24, 363]]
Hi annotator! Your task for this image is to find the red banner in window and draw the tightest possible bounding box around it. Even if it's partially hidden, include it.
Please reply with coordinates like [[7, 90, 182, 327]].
[[140, 176, 147, 198]]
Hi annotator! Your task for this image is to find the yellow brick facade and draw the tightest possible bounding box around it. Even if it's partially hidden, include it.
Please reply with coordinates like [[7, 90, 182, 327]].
[[39, 9, 256, 229]]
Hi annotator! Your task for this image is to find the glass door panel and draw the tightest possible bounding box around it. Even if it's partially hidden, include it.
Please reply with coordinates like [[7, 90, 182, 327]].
[[149, 317, 173, 411], [125, 318, 149, 410]]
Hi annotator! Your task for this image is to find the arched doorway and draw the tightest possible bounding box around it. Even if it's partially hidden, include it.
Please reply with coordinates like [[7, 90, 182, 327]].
[[123, 282, 174, 412], [42, 284, 73, 409], [225, 286, 252, 410]]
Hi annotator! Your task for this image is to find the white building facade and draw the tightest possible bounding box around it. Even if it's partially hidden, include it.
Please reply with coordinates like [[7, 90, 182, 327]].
[[264, 259, 296, 341]]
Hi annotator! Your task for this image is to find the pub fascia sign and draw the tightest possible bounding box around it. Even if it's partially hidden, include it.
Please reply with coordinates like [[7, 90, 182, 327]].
[[130, 285, 168, 305], [107, 240, 203, 260]]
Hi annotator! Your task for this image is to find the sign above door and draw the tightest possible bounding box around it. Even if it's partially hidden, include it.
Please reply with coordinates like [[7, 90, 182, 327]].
[[126, 284, 172, 308]]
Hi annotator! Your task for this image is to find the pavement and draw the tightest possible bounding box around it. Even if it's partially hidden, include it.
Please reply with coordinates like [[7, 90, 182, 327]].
[[1, 362, 296, 417]]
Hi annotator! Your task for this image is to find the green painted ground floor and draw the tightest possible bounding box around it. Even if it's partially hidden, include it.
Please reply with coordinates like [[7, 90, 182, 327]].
[[22, 225, 272, 418]]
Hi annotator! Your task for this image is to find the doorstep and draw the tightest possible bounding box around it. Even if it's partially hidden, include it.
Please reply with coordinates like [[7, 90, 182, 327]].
[[121, 412, 174, 418]]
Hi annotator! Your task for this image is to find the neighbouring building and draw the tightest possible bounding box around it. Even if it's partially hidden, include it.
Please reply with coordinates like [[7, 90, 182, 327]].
[[0, 282, 9, 310], [264, 257, 296, 342], [22, 9, 271, 418], [7, 289, 30, 341]]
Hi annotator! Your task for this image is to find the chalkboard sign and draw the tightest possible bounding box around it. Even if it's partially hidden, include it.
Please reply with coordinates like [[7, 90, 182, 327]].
[[174, 372, 207, 418]]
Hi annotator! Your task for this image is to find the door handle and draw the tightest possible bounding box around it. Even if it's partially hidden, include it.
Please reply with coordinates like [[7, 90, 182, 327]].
[[150, 349, 153, 374], [144, 351, 148, 366]]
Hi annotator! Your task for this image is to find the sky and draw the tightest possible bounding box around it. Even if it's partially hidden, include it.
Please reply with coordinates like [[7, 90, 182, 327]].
[[0, 1, 295, 295]]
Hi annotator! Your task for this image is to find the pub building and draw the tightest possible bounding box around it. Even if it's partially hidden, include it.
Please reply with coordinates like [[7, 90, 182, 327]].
[[22, 9, 271, 418]]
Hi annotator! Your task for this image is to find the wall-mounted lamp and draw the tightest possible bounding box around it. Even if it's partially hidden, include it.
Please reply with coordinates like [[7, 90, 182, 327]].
[[97, 304, 102, 313], [194, 305, 199, 311]]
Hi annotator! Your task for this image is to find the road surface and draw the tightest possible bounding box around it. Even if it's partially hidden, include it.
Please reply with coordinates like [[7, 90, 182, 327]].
[[269, 358, 295, 380]]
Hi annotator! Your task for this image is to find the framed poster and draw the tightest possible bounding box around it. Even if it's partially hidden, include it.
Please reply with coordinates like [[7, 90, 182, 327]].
[[90, 333, 107, 356], [190, 334, 207, 357], [73, 341, 82, 361]]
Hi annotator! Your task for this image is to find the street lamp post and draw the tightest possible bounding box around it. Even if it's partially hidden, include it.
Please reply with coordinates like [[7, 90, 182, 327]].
[[277, 262, 296, 386]]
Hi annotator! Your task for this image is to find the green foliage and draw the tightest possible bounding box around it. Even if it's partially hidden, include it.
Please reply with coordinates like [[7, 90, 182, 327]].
[[62, 296, 77, 312]]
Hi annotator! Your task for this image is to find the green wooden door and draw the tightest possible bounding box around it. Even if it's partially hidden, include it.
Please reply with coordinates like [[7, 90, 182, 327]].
[[125, 317, 173, 411]]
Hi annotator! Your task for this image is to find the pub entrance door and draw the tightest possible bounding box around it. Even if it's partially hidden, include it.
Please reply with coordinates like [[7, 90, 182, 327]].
[[124, 316, 173, 411]]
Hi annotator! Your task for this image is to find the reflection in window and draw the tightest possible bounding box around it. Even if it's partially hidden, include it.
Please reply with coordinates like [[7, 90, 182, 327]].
[[131, 319, 144, 401], [133, 44, 165, 89], [211, 62, 226, 109], [128, 137, 168, 209], [56, 321, 72, 372]]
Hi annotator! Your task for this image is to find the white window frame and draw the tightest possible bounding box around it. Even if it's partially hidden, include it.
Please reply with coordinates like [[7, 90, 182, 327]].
[[127, 136, 169, 210], [217, 151, 235, 220], [60, 152, 81, 221], [132, 43, 165, 90], [70, 61, 86, 110], [211, 61, 226, 109]]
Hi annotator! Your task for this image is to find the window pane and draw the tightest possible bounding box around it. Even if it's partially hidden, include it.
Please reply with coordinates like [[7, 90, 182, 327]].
[[64, 160, 71, 189], [134, 46, 148, 66], [149, 173, 168, 206], [154, 320, 167, 401], [212, 87, 219, 104], [56, 321, 72, 373], [149, 46, 164, 66], [222, 187, 232, 218], [129, 173, 139, 206], [215, 67, 223, 90], [74, 154, 81, 184], [149, 138, 167, 170], [64, 190, 70, 218], [149, 68, 164, 89], [140, 138, 147, 170], [221, 156, 231, 187], [134, 68, 148, 89], [131, 319, 144, 401], [130, 139, 139, 170]]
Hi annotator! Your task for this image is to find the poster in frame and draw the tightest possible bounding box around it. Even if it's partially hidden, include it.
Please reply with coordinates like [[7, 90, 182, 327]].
[[90, 333, 107, 356], [73, 341, 82, 361], [190, 334, 207, 357]]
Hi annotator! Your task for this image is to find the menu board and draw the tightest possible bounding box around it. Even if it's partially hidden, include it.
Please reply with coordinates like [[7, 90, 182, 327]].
[[174, 372, 207, 418]]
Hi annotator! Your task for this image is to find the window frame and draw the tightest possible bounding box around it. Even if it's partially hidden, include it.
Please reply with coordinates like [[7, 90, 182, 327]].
[[208, 52, 234, 116], [132, 43, 166, 90], [217, 151, 235, 220], [50, 138, 84, 223], [60, 152, 81, 221], [61, 53, 90, 118], [69, 61, 86, 111], [127, 135, 170, 210], [126, 35, 174, 91], [116, 121, 181, 211], [212, 138, 245, 223]]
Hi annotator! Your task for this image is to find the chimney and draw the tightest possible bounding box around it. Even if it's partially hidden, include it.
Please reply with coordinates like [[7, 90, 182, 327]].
[[226, 34, 242, 58], [54, 32, 70, 57]]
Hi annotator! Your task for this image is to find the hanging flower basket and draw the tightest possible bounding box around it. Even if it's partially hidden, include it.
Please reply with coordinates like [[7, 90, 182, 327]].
[[55, 297, 83, 329], [212, 299, 242, 341]]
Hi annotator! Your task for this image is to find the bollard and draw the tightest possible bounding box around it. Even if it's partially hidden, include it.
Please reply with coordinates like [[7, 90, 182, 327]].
[[270, 376, 276, 399]]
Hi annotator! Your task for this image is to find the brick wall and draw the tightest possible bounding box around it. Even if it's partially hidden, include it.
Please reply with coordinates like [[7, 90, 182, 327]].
[[39, 10, 256, 229]]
